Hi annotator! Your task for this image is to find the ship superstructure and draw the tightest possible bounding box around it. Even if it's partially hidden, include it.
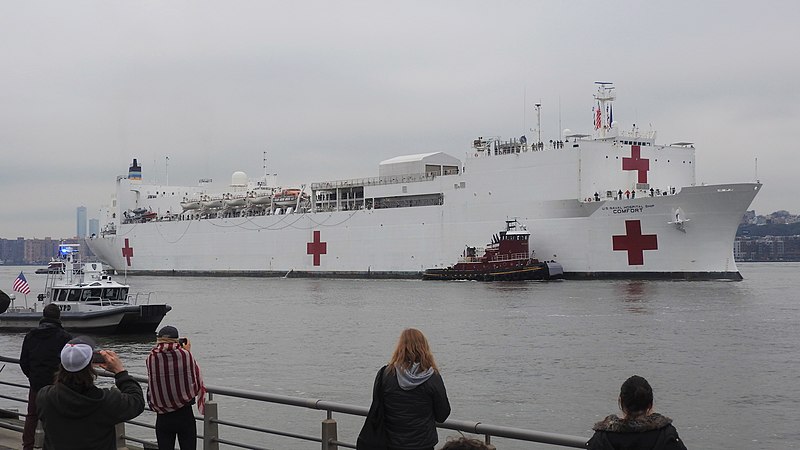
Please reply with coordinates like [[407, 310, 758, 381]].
[[88, 83, 760, 279]]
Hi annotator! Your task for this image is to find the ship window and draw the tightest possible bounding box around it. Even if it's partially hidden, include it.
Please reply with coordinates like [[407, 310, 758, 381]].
[[56, 289, 68, 302], [81, 288, 102, 302], [67, 289, 80, 302]]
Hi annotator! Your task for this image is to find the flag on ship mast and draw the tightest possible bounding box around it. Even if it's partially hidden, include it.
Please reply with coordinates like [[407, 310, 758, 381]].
[[13, 272, 31, 295], [594, 103, 602, 129]]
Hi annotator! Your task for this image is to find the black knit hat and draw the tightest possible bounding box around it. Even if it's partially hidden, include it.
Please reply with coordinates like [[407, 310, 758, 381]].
[[43, 303, 61, 319], [157, 325, 179, 338]]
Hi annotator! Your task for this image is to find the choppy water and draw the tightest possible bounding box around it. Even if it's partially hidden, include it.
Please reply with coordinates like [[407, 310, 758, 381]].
[[1, 263, 798, 449]]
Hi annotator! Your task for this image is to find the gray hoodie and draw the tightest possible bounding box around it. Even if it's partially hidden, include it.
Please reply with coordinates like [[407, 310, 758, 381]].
[[396, 362, 434, 390]]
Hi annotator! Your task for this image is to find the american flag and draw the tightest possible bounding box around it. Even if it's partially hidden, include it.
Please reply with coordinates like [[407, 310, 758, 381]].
[[13, 272, 31, 295], [594, 105, 602, 130]]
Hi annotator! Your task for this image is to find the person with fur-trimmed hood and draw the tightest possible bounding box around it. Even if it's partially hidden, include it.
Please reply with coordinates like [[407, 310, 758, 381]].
[[586, 375, 687, 450]]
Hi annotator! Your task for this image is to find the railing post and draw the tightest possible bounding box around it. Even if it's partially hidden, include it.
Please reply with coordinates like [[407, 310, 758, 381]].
[[115, 422, 126, 449], [321, 411, 338, 450], [34, 420, 44, 448], [203, 401, 219, 450]]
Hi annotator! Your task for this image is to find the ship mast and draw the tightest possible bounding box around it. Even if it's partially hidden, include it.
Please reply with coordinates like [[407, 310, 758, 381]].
[[263, 150, 268, 181], [593, 82, 616, 139]]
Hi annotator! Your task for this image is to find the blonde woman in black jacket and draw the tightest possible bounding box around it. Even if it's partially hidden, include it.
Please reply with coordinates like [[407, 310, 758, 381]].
[[361, 328, 451, 450]]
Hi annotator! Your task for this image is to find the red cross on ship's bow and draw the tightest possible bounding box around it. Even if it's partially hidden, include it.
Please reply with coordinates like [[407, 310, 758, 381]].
[[612, 220, 658, 266]]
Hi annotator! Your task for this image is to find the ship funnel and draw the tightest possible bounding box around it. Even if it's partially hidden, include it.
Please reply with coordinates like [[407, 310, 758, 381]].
[[128, 158, 142, 182]]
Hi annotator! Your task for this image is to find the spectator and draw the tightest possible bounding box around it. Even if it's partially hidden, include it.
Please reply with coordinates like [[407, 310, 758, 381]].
[[19, 303, 72, 450], [440, 436, 493, 449], [37, 336, 145, 449], [146, 325, 206, 450], [586, 375, 687, 450], [359, 328, 451, 450]]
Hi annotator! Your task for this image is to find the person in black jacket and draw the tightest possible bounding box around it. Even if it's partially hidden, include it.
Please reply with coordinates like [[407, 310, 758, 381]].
[[586, 375, 687, 450], [37, 336, 145, 450], [382, 328, 451, 450], [19, 303, 72, 450]]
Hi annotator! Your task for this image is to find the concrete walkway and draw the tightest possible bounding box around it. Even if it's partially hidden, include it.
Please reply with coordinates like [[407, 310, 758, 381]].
[[0, 423, 21, 450]]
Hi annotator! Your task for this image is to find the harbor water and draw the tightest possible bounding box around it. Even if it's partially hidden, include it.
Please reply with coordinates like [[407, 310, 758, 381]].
[[1, 263, 798, 449]]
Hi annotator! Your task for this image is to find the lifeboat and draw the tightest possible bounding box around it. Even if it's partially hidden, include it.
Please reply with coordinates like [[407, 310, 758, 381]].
[[246, 189, 274, 206], [273, 189, 303, 207], [246, 194, 272, 206], [201, 196, 224, 209], [223, 195, 247, 208], [180, 198, 202, 211]]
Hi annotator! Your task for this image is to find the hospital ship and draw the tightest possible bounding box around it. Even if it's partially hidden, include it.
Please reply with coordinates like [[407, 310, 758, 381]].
[[87, 83, 761, 279]]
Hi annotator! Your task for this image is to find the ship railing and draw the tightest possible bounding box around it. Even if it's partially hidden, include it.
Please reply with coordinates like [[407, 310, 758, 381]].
[[126, 292, 154, 305], [84, 298, 137, 307], [0, 355, 588, 449], [617, 129, 656, 140], [488, 252, 529, 262], [311, 172, 438, 191]]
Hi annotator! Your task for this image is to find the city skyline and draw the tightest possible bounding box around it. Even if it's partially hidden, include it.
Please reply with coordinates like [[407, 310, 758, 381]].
[[2, 2, 798, 237]]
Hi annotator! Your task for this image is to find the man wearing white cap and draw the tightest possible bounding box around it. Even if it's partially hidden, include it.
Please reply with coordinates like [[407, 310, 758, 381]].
[[36, 336, 145, 449]]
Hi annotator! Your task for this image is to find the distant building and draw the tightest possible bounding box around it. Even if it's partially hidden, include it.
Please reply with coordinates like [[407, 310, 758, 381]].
[[735, 235, 800, 261], [89, 218, 99, 237], [77, 206, 87, 238], [0, 238, 25, 265], [24, 238, 59, 264]]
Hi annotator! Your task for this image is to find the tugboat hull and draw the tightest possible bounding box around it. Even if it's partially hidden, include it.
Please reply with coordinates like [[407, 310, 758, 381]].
[[423, 261, 564, 281]]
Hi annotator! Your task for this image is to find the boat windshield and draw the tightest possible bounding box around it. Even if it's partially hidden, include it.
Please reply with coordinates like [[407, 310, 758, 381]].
[[81, 289, 102, 301], [102, 288, 128, 301]]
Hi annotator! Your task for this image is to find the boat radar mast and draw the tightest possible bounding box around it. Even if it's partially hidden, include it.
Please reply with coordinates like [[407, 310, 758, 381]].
[[593, 82, 616, 139]]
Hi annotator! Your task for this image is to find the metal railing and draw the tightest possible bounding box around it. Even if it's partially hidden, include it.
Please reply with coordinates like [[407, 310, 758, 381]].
[[0, 355, 588, 449]]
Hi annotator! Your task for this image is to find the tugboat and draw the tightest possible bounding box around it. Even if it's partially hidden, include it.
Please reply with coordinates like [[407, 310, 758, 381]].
[[423, 220, 564, 281], [0, 244, 171, 334]]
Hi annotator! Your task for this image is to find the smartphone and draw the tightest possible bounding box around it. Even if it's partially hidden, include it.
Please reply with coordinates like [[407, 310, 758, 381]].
[[91, 351, 105, 363]]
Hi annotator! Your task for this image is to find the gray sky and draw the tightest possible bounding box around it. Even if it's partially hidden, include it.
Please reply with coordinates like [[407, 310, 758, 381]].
[[2, 1, 798, 238]]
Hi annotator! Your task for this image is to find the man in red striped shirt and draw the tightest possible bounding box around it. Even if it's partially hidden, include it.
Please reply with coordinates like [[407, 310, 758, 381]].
[[146, 326, 206, 450]]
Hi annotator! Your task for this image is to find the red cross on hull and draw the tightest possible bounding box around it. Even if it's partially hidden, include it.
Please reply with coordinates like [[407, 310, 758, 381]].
[[306, 231, 327, 266], [612, 220, 658, 265], [622, 145, 650, 184], [122, 238, 134, 266]]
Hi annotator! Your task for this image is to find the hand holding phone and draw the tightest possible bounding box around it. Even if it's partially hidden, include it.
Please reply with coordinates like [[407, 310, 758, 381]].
[[91, 351, 105, 364]]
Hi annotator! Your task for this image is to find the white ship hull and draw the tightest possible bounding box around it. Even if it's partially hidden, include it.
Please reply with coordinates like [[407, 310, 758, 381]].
[[88, 176, 759, 280], [88, 85, 761, 280]]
